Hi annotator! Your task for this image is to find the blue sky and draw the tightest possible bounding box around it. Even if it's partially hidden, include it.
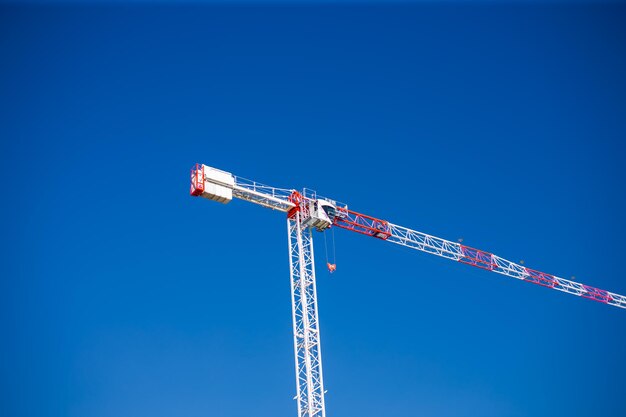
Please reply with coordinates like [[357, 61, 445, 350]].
[[2, 2, 626, 416]]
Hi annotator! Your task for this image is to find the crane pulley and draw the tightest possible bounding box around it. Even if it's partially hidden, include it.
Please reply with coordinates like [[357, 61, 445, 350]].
[[190, 163, 625, 417]]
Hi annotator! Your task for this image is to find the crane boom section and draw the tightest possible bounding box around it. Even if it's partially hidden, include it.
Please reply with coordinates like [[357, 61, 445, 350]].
[[331, 206, 626, 308], [233, 177, 295, 212], [191, 163, 626, 310], [384, 223, 626, 309], [191, 163, 295, 211]]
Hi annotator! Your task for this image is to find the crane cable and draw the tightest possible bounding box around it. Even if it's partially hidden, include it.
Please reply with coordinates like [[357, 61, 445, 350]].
[[332, 227, 336, 266], [324, 228, 337, 273]]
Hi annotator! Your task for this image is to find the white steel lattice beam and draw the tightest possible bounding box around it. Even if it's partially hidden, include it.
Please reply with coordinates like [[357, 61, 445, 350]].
[[332, 206, 626, 309], [384, 222, 626, 309], [288, 213, 326, 417]]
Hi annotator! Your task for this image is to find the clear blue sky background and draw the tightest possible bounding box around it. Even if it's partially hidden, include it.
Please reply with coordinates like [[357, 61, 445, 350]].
[[2, 1, 626, 416]]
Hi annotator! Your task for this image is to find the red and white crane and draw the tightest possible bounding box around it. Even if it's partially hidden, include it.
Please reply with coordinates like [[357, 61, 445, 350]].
[[190, 163, 625, 417]]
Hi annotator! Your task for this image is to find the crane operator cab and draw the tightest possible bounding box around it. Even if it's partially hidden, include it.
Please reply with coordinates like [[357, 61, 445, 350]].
[[301, 199, 337, 232]]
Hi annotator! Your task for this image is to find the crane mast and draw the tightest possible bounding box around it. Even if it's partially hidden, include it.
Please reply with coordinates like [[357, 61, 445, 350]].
[[190, 163, 626, 417], [288, 212, 326, 417]]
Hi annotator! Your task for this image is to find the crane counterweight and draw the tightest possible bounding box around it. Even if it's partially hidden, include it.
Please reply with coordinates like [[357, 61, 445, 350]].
[[190, 164, 234, 203]]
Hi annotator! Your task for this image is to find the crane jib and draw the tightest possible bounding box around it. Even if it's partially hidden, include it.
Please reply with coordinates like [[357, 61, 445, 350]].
[[332, 208, 392, 239], [190, 162, 626, 311]]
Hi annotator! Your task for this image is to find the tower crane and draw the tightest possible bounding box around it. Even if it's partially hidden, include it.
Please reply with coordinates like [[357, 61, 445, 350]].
[[189, 163, 626, 417]]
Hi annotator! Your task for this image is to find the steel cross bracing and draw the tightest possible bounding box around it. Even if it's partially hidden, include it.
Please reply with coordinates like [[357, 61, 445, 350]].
[[333, 207, 626, 309], [385, 223, 626, 309], [288, 213, 326, 417]]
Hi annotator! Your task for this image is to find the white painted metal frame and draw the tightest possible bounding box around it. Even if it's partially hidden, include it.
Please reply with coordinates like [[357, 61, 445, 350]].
[[288, 212, 326, 417], [233, 176, 295, 212], [387, 223, 626, 309]]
